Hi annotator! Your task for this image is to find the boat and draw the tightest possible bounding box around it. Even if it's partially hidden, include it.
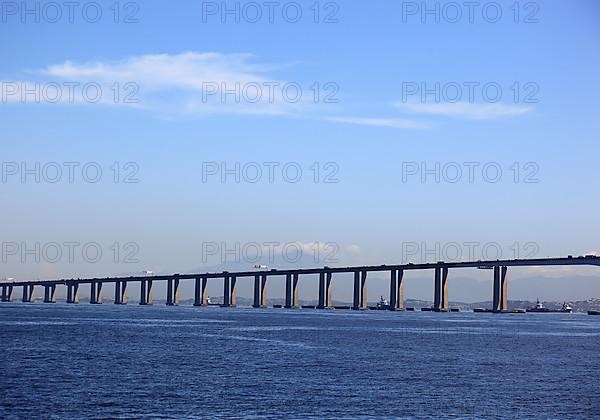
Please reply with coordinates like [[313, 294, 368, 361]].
[[527, 299, 547, 312], [561, 302, 573, 313], [588, 310, 600, 316], [376, 296, 390, 310], [526, 300, 572, 313]]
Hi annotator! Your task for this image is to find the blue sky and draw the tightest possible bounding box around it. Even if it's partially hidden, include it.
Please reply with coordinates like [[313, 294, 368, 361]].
[[1, 0, 599, 301]]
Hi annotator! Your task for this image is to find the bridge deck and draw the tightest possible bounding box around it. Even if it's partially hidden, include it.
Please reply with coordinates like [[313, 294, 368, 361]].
[[3, 256, 599, 287]]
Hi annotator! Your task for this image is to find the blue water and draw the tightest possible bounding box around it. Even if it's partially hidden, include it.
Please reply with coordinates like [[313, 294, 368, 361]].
[[1, 304, 599, 419]]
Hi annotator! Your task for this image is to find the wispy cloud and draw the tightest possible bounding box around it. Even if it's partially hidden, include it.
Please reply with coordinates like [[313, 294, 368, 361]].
[[323, 116, 430, 129], [394, 101, 532, 120], [4, 52, 531, 128]]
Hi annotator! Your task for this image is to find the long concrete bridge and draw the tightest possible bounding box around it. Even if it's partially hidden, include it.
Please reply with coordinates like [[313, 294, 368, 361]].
[[1, 255, 599, 312]]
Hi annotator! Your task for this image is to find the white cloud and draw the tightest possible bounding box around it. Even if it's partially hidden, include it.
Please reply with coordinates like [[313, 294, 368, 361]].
[[44, 52, 272, 88], [4, 52, 531, 128], [323, 116, 430, 129], [394, 101, 532, 120]]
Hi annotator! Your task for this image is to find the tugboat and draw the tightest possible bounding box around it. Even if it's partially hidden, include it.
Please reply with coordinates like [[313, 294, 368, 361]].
[[526, 299, 573, 313], [376, 296, 390, 310], [527, 299, 548, 312], [561, 302, 573, 313]]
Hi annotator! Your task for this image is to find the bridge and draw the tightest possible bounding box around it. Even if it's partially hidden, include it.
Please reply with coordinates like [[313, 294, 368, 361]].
[[1, 255, 599, 312]]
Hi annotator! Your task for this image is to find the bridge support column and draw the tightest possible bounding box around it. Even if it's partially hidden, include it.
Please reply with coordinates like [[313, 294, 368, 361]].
[[115, 281, 121, 304], [260, 275, 267, 307], [389, 270, 397, 310], [95, 282, 103, 304], [194, 277, 208, 306], [222, 275, 230, 307], [201, 277, 208, 305], [253, 275, 261, 308], [441, 267, 449, 311], [114, 281, 127, 305], [292, 273, 299, 308], [193, 277, 200, 306], [360, 271, 368, 309], [433, 267, 441, 311], [166, 278, 173, 306], [22, 285, 34, 303], [318, 272, 325, 309], [174, 277, 180, 305], [166, 277, 179, 306], [1, 285, 13, 302], [43, 285, 56, 303], [396, 269, 405, 310], [140, 280, 147, 305], [230, 276, 237, 307], [500, 266, 508, 311], [352, 271, 360, 309], [492, 266, 501, 312], [325, 272, 333, 308], [167, 277, 180, 306], [139, 280, 153, 305], [140, 280, 153, 305], [66, 283, 79, 304], [90, 282, 103, 304], [285, 274, 292, 308]]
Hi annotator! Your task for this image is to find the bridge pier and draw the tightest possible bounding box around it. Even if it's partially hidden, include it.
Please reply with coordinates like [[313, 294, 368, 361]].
[[389, 270, 397, 310], [389, 269, 406, 310], [493, 266, 500, 312], [433, 267, 441, 311], [139, 280, 153, 305], [194, 277, 208, 306], [166, 277, 180, 306], [251, 274, 267, 308], [396, 269, 405, 310], [441, 267, 449, 311], [283, 273, 300, 308], [221, 275, 230, 307], [360, 271, 368, 309], [90, 282, 103, 304], [292, 273, 299, 308], [22, 284, 34, 303], [352, 271, 360, 309], [43, 285, 56, 303], [285, 274, 292, 308], [193, 277, 201, 306], [260, 275, 267, 307], [66, 283, 79, 304], [318, 272, 325, 309], [501, 266, 508, 311], [121, 281, 128, 304], [140, 280, 147, 305], [230, 276, 237, 307], [326, 272, 333, 308], [1, 285, 13, 302], [114, 281, 127, 305], [493, 266, 509, 312], [253, 275, 261, 308]]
